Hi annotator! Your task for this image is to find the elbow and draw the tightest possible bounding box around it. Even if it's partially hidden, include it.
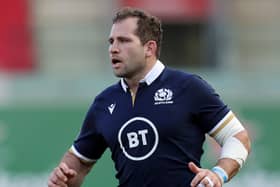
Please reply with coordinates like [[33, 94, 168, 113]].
[[234, 130, 252, 154]]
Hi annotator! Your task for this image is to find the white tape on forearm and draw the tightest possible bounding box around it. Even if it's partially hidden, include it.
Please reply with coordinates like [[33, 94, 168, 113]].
[[220, 136, 248, 167]]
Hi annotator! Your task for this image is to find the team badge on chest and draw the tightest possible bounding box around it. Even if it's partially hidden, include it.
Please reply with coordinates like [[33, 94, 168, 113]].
[[154, 88, 173, 105]]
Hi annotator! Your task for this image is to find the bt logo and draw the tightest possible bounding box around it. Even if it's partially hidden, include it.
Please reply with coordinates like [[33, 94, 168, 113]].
[[118, 117, 159, 161], [127, 129, 148, 148]]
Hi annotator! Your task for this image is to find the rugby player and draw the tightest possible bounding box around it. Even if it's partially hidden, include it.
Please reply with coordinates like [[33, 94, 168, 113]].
[[48, 7, 251, 187]]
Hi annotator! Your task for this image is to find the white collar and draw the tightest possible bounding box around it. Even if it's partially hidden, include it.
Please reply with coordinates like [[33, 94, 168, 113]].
[[121, 60, 165, 92]]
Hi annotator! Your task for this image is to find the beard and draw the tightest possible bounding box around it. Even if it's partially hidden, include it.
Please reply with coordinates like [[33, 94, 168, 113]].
[[113, 62, 145, 79], [113, 68, 134, 78]]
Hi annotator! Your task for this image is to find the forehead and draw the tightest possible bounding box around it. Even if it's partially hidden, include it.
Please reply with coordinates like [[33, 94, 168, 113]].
[[110, 17, 138, 37]]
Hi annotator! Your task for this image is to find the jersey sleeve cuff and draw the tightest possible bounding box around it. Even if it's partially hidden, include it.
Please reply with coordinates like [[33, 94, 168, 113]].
[[208, 111, 234, 136], [70, 145, 97, 163]]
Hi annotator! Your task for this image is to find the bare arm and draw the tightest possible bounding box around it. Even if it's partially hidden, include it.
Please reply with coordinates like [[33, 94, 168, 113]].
[[189, 129, 251, 187], [48, 151, 94, 187], [216, 130, 251, 180]]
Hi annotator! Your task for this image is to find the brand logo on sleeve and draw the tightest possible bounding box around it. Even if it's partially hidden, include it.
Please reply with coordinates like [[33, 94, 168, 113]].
[[108, 103, 116, 114], [154, 88, 173, 105]]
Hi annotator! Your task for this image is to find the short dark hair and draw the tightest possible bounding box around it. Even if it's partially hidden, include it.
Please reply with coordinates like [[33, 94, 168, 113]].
[[113, 7, 163, 58]]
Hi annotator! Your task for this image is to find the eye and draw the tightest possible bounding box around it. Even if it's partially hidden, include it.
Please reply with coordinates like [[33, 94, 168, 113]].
[[108, 38, 114, 44], [119, 37, 131, 43]]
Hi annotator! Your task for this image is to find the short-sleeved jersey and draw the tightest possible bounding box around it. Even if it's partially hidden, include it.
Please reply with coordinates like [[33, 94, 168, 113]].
[[72, 61, 230, 187]]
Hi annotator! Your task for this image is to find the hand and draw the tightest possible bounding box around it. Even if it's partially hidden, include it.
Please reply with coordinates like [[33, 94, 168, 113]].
[[188, 162, 222, 187], [48, 162, 77, 187]]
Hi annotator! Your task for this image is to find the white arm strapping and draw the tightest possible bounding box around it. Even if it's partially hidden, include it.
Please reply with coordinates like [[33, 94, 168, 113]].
[[220, 136, 248, 167], [208, 111, 248, 167]]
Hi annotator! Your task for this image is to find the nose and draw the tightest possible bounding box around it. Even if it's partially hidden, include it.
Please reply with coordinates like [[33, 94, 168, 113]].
[[109, 42, 120, 54]]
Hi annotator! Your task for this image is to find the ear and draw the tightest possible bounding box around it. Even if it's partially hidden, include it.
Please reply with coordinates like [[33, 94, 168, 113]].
[[144, 40, 157, 57]]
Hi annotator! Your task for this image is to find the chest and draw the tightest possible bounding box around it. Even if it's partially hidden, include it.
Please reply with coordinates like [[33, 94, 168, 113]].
[[95, 86, 199, 149]]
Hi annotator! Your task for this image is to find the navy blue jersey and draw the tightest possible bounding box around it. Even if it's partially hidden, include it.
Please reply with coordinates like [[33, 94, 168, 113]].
[[72, 62, 230, 187]]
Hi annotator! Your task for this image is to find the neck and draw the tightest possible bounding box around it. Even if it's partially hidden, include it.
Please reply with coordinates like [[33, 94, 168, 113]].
[[125, 58, 157, 93]]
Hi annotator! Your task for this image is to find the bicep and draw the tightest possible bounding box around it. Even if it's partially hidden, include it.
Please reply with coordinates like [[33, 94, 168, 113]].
[[73, 102, 107, 160], [188, 75, 230, 132]]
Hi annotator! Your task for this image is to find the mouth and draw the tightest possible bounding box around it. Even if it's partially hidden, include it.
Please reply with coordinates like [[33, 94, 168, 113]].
[[112, 58, 122, 65]]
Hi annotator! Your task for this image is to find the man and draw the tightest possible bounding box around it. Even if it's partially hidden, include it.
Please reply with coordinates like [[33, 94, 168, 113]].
[[48, 7, 251, 187]]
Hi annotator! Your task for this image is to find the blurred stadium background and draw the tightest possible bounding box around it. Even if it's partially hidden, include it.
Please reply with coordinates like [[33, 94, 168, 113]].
[[0, 0, 280, 186]]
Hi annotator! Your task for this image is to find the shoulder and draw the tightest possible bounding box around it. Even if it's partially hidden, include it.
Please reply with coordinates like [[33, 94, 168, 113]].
[[162, 67, 193, 79], [161, 67, 209, 89], [96, 81, 121, 98], [85, 82, 121, 116]]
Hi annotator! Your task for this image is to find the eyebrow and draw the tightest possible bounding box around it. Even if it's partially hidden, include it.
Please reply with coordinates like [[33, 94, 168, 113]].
[[108, 36, 132, 43]]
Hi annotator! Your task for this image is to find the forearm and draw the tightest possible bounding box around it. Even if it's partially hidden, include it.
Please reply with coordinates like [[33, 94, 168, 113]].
[[215, 130, 251, 182], [215, 158, 239, 181], [190, 113, 251, 187], [61, 151, 94, 187]]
